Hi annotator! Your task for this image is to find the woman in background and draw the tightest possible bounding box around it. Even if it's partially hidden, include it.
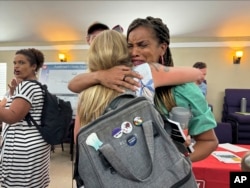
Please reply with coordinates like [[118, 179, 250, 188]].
[[0, 48, 50, 187], [127, 17, 218, 162]]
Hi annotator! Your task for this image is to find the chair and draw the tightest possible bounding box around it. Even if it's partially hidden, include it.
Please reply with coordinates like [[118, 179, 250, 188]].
[[51, 119, 75, 161], [61, 119, 75, 161], [222, 89, 250, 144], [214, 122, 232, 143]]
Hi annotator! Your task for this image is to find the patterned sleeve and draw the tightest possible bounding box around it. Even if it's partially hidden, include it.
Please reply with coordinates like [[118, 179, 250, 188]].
[[133, 63, 155, 104]]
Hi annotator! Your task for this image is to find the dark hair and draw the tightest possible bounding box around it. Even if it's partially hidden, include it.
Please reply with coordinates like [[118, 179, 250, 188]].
[[87, 22, 109, 35], [15, 48, 44, 72], [127, 16, 173, 66], [112, 25, 124, 33], [193, 62, 207, 69], [127, 16, 175, 112]]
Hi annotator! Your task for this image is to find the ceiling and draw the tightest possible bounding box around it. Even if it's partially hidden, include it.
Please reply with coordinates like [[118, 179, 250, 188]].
[[0, 0, 250, 46]]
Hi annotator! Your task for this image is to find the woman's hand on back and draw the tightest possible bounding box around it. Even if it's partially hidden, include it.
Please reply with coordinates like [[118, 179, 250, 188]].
[[98, 65, 142, 93]]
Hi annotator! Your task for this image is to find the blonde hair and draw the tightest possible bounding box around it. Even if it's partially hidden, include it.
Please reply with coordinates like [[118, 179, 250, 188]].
[[78, 30, 132, 126]]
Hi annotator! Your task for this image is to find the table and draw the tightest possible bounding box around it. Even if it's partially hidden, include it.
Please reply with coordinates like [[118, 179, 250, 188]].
[[192, 144, 250, 188]]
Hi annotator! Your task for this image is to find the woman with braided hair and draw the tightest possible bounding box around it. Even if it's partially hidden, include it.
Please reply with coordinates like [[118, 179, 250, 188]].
[[0, 48, 51, 187], [128, 17, 218, 162], [68, 16, 218, 162]]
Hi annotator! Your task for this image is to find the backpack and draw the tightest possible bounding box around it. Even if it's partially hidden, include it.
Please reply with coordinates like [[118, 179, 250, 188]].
[[25, 80, 73, 145], [73, 93, 197, 188]]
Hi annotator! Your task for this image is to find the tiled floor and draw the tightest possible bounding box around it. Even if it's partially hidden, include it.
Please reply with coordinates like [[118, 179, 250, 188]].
[[49, 144, 76, 188]]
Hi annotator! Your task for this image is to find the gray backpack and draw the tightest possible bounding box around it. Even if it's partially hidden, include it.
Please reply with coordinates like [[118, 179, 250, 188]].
[[74, 93, 197, 188]]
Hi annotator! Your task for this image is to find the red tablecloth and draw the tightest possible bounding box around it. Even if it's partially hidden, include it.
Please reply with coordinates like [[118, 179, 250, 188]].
[[192, 144, 250, 188]]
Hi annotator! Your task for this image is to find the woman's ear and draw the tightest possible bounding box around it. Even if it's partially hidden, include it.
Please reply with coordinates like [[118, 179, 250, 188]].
[[160, 43, 168, 56], [86, 35, 90, 45], [32, 63, 37, 72]]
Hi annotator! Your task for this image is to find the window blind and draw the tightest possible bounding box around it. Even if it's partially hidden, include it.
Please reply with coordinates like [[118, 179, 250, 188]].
[[0, 63, 7, 100]]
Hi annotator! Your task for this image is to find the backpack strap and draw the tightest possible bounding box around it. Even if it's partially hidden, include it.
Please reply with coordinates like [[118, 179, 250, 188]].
[[24, 80, 44, 128], [25, 113, 39, 127], [26, 80, 47, 93], [103, 91, 136, 114]]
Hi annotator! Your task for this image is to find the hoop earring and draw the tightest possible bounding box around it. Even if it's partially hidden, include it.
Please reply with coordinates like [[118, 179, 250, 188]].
[[161, 55, 165, 65]]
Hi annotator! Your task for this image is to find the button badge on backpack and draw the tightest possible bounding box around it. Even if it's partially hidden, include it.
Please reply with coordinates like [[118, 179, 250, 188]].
[[127, 135, 137, 146], [112, 127, 123, 138], [133, 116, 143, 126], [121, 121, 133, 134]]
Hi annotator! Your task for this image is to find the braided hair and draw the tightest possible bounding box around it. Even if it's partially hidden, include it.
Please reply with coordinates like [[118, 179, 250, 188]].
[[193, 62, 207, 69], [127, 16, 173, 66], [127, 16, 176, 112], [15, 48, 44, 72]]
